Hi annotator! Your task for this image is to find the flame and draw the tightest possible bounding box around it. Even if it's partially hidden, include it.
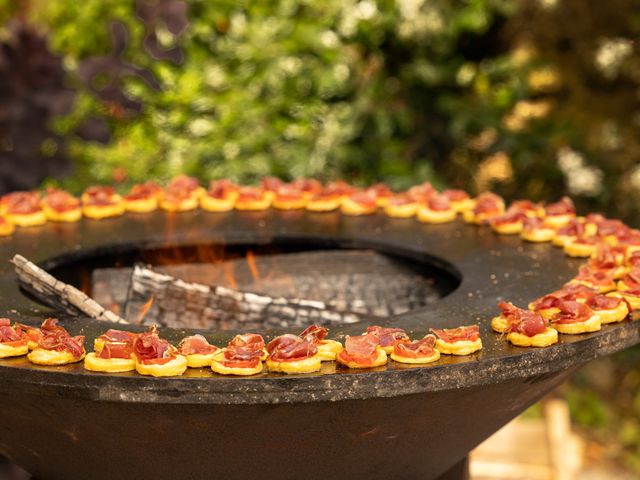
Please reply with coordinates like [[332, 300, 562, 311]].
[[136, 296, 154, 323], [223, 262, 238, 289], [246, 250, 260, 282]]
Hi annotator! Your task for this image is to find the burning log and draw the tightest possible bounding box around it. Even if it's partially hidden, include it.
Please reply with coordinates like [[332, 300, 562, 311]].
[[126, 264, 372, 330], [11, 254, 128, 324]]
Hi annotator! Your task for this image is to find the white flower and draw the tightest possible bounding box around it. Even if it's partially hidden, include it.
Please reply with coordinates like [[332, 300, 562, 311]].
[[355, 0, 378, 20], [320, 30, 339, 49], [594, 37, 633, 79], [188, 119, 214, 137], [557, 147, 584, 173], [629, 165, 640, 191], [566, 166, 603, 197]]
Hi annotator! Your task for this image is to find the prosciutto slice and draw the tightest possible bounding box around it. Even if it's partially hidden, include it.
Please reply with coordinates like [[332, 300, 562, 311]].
[[43, 188, 80, 212], [442, 189, 469, 202], [0, 318, 26, 346], [550, 300, 594, 325], [3, 191, 42, 214], [498, 301, 547, 337], [267, 334, 317, 361], [132, 327, 176, 365], [338, 334, 379, 366], [300, 325, 328, 343], [430, 325, 480, 343], [365, 326, 408, 347], [291, 178, 322, 196], [125, 181, 162, 201], [393, 335, 437, 358], [178, 334, 218, 355], [545, 197, 575, 216], [206, 180, 238, 199], [573, 265, 615, 287], [83, 186, 117, 206], [347, 191, 377, 208], [426, 194, 451, 212]]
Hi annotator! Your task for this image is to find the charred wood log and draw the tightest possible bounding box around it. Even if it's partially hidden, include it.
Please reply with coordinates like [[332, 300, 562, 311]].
[[12, 254, 128, 324], [126, 264, 374, 330]]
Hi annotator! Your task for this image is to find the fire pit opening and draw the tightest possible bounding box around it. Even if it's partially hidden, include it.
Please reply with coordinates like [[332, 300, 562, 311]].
[[37, 238, 461, 330]]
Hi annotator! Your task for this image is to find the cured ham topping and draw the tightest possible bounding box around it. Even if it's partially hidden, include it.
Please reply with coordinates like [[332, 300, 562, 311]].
[[228, 333, 265, 352], [325, 180, 356, 196], [97, 341, 133, 360], [473, 193, 503, 215], [556, 219, 585, 237], [43, 188, 80, 212], [83, 186, 117, 206], [551, 300, 594, 325], [236, 187, 266, 202], [206, 179, 238, 199], [124, 181, 162, 201], [426, 194, 451, 212], [221, 348, 262, 368], [572, 234, 600, 246], [163, 175, 200, 202], [347, 191, 377, 208], [628, 251, 640, 268], [300, 325, 328, 343], [365, 326, 408, 347], [531, 284, 596, 310], [522, 216, 547, 232], [573, 265, 615, 287], [132, 327, 177, 365], [586, 294, 623, 311], [492, 211, 526, 226], [0, 318, 26, 346], [338, 333, 380, 366], [178, 334, 218, 356], [291, 178, 322, 195], [267, 334, 317, 361], [587, 247, 620, 271], [393, 335, 437, 358], [99, 329, 135, 344], [618, 229, 640, 246], [620, 268, 640, 290], [261, 176, 284, 192], [442, 189, 470, 202], [407, 182, 436, 200], [387, 193, 415, 206], [430, 325, 480, 343], [545, 196, 575, 216], [3, 192, 42, 214], [508, 200, 541, 214], [274, 185, 305, 201], [26, 318, 86, 358], [498, 301, 547, 337], [366, 183, 393, 200], [596, 219, 629, 238]]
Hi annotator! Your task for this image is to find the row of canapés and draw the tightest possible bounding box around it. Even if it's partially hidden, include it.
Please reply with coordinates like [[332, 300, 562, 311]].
[[0, 320, 484, 376], [1, 175, 638, 256]]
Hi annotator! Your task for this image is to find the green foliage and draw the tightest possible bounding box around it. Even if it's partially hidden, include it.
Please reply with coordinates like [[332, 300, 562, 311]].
[[30, 0, 517, 192]]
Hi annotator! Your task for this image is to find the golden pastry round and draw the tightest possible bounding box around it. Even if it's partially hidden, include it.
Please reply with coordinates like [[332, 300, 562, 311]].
[[521, 228, 555, 242], [316, 340, 343, 361], [234, 197, 271, 211], [417, 207, 457, 224], [0, 219, 15, 236], [552, 315, 601, 334], [306, 198, 342, 212], [609, 291, 640, 310], [211, 359, 264, 376], [184, 352, 218, 368], [492, 222, 523, 235], [83, 203, 125, 219], [340, 198, 377, 216], [552, 234, 575, 247], [159, 196, 200, 212], [84, 352, 136, 373], [384, 203, 418, 218], [390, 349, 440, 364], [266, 355, 322, 374], [491, 315, 508, 333], [0, 342, 29, 358], [200, 195, 237, 212], [435, 338, 483, 356], [564, 241, 597, 258], [7, 211, 47, 227], [507, 328, 558, 347], [594, 300, 629, 324], [336, 347, 387, 369], [28, 348, 85, 365], [450, 198, 476, 213], [543, 214, 573, 229], [124, 197, 158, 213], [42, 205, 82, 223], [135, 355, 188, 377]]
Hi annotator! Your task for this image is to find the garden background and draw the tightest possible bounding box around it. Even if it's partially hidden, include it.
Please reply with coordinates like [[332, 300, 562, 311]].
[[2, 0, 640, 472]]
